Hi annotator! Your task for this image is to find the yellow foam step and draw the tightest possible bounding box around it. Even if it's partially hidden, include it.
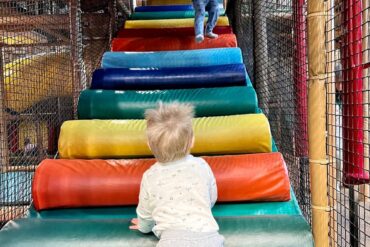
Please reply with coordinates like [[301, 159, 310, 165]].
[[58, 114, 272, 159], [124, 16, 229, 29]]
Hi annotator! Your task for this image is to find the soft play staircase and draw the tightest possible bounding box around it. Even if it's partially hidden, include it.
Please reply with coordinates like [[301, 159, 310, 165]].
[[0, 3, 314, 247]]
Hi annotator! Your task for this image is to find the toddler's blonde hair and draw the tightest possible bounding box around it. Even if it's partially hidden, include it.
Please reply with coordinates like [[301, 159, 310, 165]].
[[145, 102, 194, 163]]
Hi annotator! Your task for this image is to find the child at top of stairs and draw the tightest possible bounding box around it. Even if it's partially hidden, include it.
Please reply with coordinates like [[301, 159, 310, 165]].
[[193, 0, 220, 43]]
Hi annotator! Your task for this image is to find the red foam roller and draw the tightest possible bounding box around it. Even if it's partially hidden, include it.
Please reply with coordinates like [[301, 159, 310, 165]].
[[117, 26, 233, 38], [111, 34, 237, 52], [32, 153, 291, 211]]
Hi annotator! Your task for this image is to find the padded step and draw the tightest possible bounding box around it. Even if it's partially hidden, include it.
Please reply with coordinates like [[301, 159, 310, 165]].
[[78, 87, 257, 119], [32, 153, 290, 210], [78, 86, 254, 118], [130, 9, 225, 19], [145, 0, 223, 5], [124, 16, 229, 29], [90, 64, 249, 90], [58, 114, 272, 159], [0, 216, 313, 247], [117, 27, 233, 38], [102, 48, 243, 68], [111, 34, 237, 52], [27, 190, 303, 220]]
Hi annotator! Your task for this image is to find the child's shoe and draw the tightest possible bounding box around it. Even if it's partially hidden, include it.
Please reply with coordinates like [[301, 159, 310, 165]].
[[195, 34, 204, 43], [205, 32, 218, 39]]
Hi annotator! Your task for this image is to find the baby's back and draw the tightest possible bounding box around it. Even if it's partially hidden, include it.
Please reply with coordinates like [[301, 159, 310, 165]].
[[143, 155, 219, 236]]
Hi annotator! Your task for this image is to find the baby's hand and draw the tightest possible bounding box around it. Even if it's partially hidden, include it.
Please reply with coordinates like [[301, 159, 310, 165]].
[[129, 218, 139, 230]]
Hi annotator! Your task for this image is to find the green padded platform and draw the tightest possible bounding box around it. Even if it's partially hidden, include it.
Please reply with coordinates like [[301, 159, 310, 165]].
[[272, 138, 278, 152], [77, 86, 258, 119], [7, 191, 311, 247], [130, 9, 226, 19], [0, 216, 313, 247], [27, 195, 302, 220]]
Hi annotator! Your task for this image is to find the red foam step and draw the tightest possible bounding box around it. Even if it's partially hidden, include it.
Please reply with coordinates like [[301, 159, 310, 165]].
[[32, 153, 291, 210], [111, 33, 237, 52], [117, 26, 233, 38]]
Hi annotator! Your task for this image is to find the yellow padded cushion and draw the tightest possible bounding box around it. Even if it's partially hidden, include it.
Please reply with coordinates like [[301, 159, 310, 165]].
[[124, 16, 229, 29], [59, 114, 272, 159]]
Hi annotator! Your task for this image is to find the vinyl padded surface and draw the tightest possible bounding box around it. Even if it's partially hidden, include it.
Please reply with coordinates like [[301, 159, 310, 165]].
[[117, 27, 233, 38], [91, 64, 249, 90], [111, 34, 237, 52], [130, 9, 225, 19], [32, 153, 290, 210], [78, 87, 256, 119], [27, 190, 302, 219], [58, 114, 272, 159], [124, 16, 229, 29], [135, 5, 193, 12], [0, 216, 313, 247], [102, 48, 243, 68], [145, 0, 223, 5]]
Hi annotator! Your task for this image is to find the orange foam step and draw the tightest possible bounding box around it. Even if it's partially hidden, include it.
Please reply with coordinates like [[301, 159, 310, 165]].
[[111, 33, 237, 52], [32, 153, 291, 210]]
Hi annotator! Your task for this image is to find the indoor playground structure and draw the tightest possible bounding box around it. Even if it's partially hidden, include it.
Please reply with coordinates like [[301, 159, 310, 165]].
[[0, 0, 370, 247]]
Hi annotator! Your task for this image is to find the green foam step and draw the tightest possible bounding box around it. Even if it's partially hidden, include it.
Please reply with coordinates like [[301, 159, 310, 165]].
[[78, 86, 258, 119], [131, 9, 226, 20], [27, 190, 302, 220], [0, 216, 313, 247]]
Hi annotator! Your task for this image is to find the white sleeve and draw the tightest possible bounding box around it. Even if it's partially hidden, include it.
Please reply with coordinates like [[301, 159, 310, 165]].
[[136, 174, 155, 233], [200, 158, 218, 208], [209, 168, 217, 208]]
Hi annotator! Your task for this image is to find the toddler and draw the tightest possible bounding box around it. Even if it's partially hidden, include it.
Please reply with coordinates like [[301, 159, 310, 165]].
[[193, 0, 220, 43], [130, 102, 224, 247]]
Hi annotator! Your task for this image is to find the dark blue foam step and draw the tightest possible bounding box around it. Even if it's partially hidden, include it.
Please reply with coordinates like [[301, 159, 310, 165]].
[[91, 64, 251, 90]]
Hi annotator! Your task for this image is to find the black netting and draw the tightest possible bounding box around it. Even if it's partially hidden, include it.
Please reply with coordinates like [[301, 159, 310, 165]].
[[327, 0, 370, 245], [0, 0, 128, 228], [2, 1, 370, 246], [227, 0, 311, 222]]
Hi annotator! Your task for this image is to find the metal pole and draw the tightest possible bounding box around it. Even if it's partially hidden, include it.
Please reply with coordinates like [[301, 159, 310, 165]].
[[293, 0, 309, 205], [108, 0, 117, 45], [293, 0, 308, 157], [307, 0, 330, 245], [253, 0, 269, 114], [349, 186, 359, 247], [0, 46, 9, 172], [326, 0, 338, 245], [359, 0, 370, 202], [69, 0, 85, 118], [36, 120, 43, 162]]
